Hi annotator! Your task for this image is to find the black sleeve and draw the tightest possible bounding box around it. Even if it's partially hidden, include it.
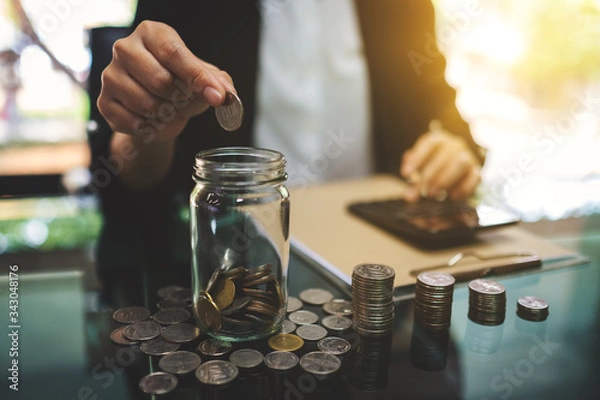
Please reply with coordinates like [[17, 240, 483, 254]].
[[355, 0, 485, 174]]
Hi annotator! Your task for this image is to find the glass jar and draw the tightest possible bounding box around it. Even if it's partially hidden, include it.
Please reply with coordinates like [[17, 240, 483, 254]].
[[190, 147, 290, 342]]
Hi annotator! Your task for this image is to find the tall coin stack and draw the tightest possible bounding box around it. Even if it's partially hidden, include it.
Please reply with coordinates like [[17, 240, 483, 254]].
[[414, 272, 455, 329], [468, 279, 506, 326], [351, 264, 396, 336]]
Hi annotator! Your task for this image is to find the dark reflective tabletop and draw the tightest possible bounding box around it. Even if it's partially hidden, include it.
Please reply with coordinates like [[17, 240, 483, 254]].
[[1, 213, 599, 400]]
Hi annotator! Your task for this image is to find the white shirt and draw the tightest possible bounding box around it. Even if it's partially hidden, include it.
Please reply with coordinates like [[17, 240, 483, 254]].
[[254, 0, 372, 187]]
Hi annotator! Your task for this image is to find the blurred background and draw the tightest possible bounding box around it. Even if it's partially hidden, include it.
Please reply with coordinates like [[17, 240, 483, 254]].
[[0, 0, 599, 257]]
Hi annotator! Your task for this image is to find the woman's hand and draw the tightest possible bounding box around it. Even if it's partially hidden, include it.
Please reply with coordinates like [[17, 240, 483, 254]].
[[400, 126, 481, 202], [97, 20, 236, 143]]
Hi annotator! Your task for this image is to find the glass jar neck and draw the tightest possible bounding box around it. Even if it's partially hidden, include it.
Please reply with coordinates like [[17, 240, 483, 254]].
[[193, 147, 287, 186]]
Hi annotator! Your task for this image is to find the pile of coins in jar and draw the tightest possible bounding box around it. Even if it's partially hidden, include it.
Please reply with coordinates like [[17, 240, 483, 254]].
[[195, 264, 284, 336]]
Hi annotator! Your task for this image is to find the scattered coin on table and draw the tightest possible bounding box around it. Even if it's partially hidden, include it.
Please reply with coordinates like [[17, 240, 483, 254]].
[[286, 296, 303, 313], [296, 324, 328, 341], [153, 308, 191, 325], [299, 288, 334, 305], [197, 338, 233, 358], [161, 323, 201, 343], [157, 298, 190, 310], [321, 315, 353, 332], [123, 321, 162, 341], [322, 299, 353, 316], [169, 288, 193, 302], [215, 91, 244, 131], [268, 333, 304, 352], [264, 351, 299, 371], [158, 351, 202, 375], [195, 360, 239, 385], [113, 306, 151, 324], [288, 310, 319, 325], [140, 337, 181, 356], [229, 348, 264, 369], [318, 337, 352, 355], [280, 319, 297, 334], [299, 351, 342, 375], [139, 372, 178, 395], [110, 326, 138, 346]]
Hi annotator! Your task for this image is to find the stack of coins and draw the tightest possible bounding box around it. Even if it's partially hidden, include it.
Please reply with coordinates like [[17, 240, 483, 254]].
[[195, 263, 283, 336], [414, 272, 455, 329], [516, 296, 549, 322], [468, 279, 506, 326], [351, 264, 396, 336]]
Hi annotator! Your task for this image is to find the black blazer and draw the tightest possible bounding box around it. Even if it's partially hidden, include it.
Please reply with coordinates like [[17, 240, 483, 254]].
[[90, 0, 482, 284]]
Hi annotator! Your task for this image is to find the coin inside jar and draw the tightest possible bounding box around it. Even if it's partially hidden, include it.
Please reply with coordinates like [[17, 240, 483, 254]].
[[195, 292, 222, 331], [139, 372, 178, 395], [158, 351, 202, 375]]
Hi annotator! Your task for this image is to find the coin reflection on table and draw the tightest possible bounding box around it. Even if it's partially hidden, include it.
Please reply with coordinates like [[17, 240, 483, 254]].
[[351, 333, 393, 391], [410, 323, 450, 372], [464, 319, 505, 354]]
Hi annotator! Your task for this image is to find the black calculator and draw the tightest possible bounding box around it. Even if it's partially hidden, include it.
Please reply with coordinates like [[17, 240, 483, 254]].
[[347, 198, 519, 246]]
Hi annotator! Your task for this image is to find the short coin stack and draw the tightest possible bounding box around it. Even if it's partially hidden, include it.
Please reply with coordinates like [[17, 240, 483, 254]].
[[414, 272, 455, 329], [468, 279, 506, 326], [516, 296, 549, 322], [351, 264, 396, 336]]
